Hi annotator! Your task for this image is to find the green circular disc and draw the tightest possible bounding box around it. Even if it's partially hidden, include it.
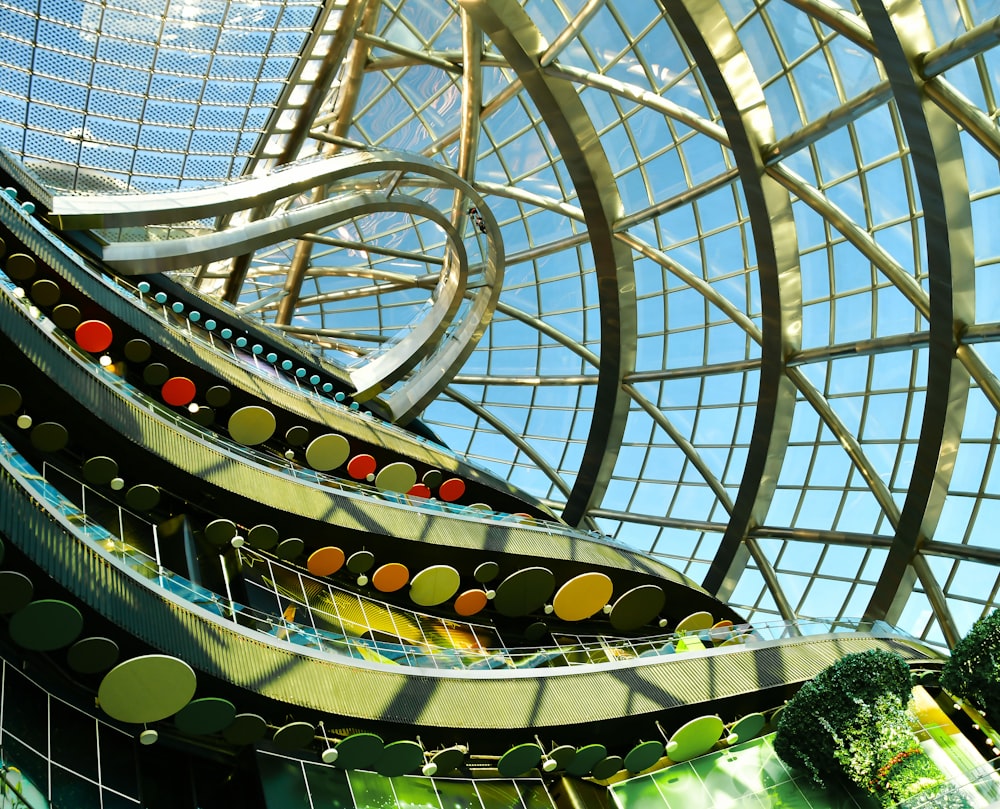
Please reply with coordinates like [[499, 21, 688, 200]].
[[497, 743, 541, 777], [204, 519, 237, 546], [493, 567, 555, 617], [67, 636, 120, 674], [228, 406, 276, 445], [346, 550, 375, 574], [374, 461, 417, 493], [429, 746, 467, 775], [285, 425, 310, 446], [31, 278, 61, 307], [624, 740, 664, 773], [473, 561, 499, 583], [142, 362, 170, 386], [52, 303, 82, 331], [247, 524, 279, 550], [334, 732, 384, 770], [728, 712, 766, 744], [83, 455, 119, 485], [125, 483, 160, 511], [273, 721, 315, 750], [205, 385, 232, 407], [375, 740, 424, 777], [305, 433, 350, 471], [548, 744, 576, 771], [609, 585, 666, 632], [0, 383, 22, 416], [175, 698, 237, 736], [409, 564, 460, 607], [275, 537, 304, 561], [0, 571, 33, 613], [565, 744, 607, 777], [10, 599, 84, 651], [591, 755, 624, 781], [666, 715, 724, 762], [223, 713, 268, 746], [123, 338, 152, 363], [6, 252, 36, 280], [30, 421, 68, 452]]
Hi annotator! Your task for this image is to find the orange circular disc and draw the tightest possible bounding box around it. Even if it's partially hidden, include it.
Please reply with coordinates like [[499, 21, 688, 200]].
[[161, 377, 196, 407], [75, 320, 113, 353], [454, 589, 488, 617], [307, 547, 345, 577], [372, 563, 409, 593], [439, 478, 466, 502], [347, 454, 377, 479], [407, 483, 431, 499]]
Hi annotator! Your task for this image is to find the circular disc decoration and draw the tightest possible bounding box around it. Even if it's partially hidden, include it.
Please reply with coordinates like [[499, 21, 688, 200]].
[[372, 563, 409, 593], [204, 519, 238, 547], [125, 483, 160, 511], [275, 537, 304, 561], [346, 550, 375, 574], [30, 278, 61, 307], [609, 585, 667, 632], [162, 377, 196, 407], [307, 547, 345, 577], [523, 621, 549, 642], [429, 746, 467, 776], [6, 252, 36, 280], [375, 740, 424, 777], [10, 600, 82, 651], [591, 755, 624, 781], [375, 462, 417, 493], [98, 654, 197, 723], [273, 721, 314, 750], [665, 715, 725, 762], [30, 421, 68, 452], [548, 745, 576, 771], [493, 567, 555, 617], [223, 713, 268, 746], [123, 338, 152, 363], [346, 454, 376, 479], [143, 363, 170, 386], [247, 524, 279, 550], [82, 455, 118, 485], [0, 383, 22, 415], [67, 636, 120, 675], [454, 589, 488, 616], [728, 712, 766, 745], [552, 572, 613, 621], [675, 611, 714, 634], [205, 385, 231, 407], [438, 478, 466, 502], [422, 470, 443, 489], [565, 744, 607, 777], [174, 698, 236, 736], [624, 740, 665, 773], [409, 565, 461, 607], [497, 743, 541, 777], [334, 732, 384, 770], [75, 320, 113, 353], [51, 303, 82, 330], [474, 561, 499, 583], [228, 406, 276, 445], [407, 483, 431, 499], [305, 433, 350, 471], [0, 571, 33, 613], [192, 406, 215, 426], [285, 425, 310, 446]]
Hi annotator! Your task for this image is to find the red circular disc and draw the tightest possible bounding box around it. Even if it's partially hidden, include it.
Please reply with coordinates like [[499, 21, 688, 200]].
[[439, 478, 466, 502], [454, 589, 488, 617], [161, 377, 196, 407], [407, 483, 431, 499], [347, 454, 377, 479], [75, 320, 113, 353]]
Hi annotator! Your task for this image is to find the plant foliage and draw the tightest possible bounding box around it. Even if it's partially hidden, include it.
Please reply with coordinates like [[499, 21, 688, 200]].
[[941, 607, 1000, 719]]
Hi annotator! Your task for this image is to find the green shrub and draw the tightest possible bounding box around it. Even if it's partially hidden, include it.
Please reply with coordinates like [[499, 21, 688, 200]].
[[941, 608, 1000, 719]]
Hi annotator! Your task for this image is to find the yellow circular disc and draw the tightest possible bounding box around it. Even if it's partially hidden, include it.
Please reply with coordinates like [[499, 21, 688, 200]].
[[304, 433, 350, 471], [409, 565, 461, 607], [374, 462, 418, 493], [552, 572, 614, 621], [98, 654, 197, 723], [227, 406, 276, 445]]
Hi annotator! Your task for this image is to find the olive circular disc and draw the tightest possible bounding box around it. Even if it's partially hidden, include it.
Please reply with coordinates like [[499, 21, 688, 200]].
[[346, 550, 375, 574], [204, 519, 237, 546], [497, 743, 541, 777], [205, 385, 231, 408], [191, 406, 215, 426], [6, 252, 36, 280], [99, 655, 197, 723], [624, 740, 665, 773], [0, 383, 22, 415], [548, 744, 576, 771], [10, 599, 83, 651], [372, 562, 409, 593], [143, 363, 170, 386], [0, 571, 33, 613], [82, 455, 118, 485], [285, 425, 310, 446], [30, 278, 61, 306], [409, 565, 461, 607], [429, 746, 467, 775], [228, 406, 276, 445], [473, 561, 499, 583], [375, 739, 424, 777], [591, 755, 624, 781], [0, 536, 4, 565], [553, 572, 613, 621], [493, 567, 555, 617], [523, 621, 549, 642], [247, 524, 279, 550], [334, 732, 384, 770], [30, 421, 68, 452], [67, 636, 120, 674], [223, 713, 268, 746], [275, 537, 304, 561], [374, 462, 417, 493], [272, 721, 314, 750], [565, 743, 607, 777], [307, 547, 345, 577], [609, 585, 667, 632], [305, 433, 350, 471], [175, 697, 236, 736], [51, 303, 82, 330], [422, 469, 443, 489], [125, 484, 160, 511], [123, 338, 152, 363]]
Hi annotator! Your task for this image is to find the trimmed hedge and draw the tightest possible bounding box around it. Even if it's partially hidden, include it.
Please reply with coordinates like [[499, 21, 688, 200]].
[[941, 608, 1000, 719]]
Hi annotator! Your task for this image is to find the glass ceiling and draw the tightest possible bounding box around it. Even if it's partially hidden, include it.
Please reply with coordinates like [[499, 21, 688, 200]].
[[2, 0, 1000, 650]]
